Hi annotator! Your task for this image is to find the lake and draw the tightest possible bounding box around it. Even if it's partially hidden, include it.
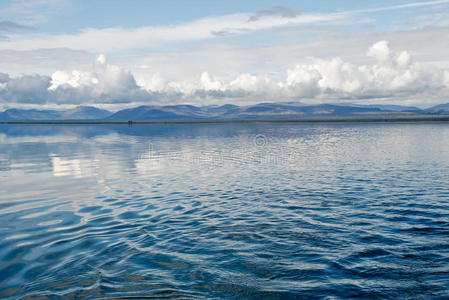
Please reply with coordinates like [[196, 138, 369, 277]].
[[1, 123, 449, 299]]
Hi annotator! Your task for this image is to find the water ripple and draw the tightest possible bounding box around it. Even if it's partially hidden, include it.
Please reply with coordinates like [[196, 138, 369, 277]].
[[0, 123, 449, 298]]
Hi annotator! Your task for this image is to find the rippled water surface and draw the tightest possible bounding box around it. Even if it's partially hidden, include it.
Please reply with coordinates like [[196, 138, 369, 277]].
[[1, 123, 449, 299]]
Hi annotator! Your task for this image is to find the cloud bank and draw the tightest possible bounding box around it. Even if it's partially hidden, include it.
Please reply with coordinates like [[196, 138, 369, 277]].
[[0, 41, 448, 108]]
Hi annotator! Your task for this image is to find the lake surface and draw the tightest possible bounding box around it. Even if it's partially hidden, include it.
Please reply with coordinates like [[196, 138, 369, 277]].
[[1, 123, 449, 299]]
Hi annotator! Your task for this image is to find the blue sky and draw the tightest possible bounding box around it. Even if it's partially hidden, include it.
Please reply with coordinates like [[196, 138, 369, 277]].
[[1, 0, 449, 109], [0, 1, 403, 29], [2, 0, 444, 33]]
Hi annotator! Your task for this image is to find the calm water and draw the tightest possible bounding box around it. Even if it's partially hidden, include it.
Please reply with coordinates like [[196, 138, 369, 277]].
[[1, 123, 449, 299]]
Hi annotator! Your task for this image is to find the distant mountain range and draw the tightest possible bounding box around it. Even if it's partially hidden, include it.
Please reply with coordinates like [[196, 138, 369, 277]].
[[0, 106, 111, 121], [426, 103, 449, 114], [1, 102, 449, 122]]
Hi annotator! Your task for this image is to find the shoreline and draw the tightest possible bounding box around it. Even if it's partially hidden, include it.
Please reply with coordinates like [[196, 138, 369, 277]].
[[2, 117, 449, 125]]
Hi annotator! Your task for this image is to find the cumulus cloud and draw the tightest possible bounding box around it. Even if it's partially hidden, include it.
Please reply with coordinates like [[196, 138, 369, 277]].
[[284, 64, 322, 97], [0, 41, 449, 107], [367, 40, 391, 64], [0, 55, 153, 105], [200, 72, 224, 91], [135, 41, 449, 104], [275, 40, 447, 103], [0, 74, 51, 104], [47, 54, 152, 104]]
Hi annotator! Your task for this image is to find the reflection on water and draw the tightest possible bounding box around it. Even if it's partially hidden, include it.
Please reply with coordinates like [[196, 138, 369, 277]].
[[1, 123, 449, 298]]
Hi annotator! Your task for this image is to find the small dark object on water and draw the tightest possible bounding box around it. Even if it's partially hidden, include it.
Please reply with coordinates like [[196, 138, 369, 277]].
[[128, 120, 133, 126]]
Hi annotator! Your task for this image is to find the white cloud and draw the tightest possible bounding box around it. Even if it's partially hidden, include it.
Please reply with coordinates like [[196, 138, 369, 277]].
[[0, 48, 92, 76], [2, 2, 449, 85], [200, 72, 223, 91], [96, 53, 106, 65], [396, 51, 412, 68], [0, 11, 344, 52], [1, 0, 68, 25], [135, 72, 166, 93], [47, 54, 145, 103], [1, 0, 448, 54], [49, 70, 94, 90], [1, 74, 51, 104], [0, 41, 449, 108], [367, 40, 391, 65], [284, 64, 322, 97], [229, 74, 263, 92], [280, 46, 432, 101], [354, 0, 449, 13], [444, 70, 449, 87]]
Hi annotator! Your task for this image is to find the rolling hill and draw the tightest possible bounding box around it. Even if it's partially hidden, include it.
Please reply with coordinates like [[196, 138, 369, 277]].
[[1, 102, 448, 122]]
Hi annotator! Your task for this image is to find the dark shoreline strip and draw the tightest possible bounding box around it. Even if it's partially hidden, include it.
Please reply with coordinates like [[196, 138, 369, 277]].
[[2, 117, 449, 125]]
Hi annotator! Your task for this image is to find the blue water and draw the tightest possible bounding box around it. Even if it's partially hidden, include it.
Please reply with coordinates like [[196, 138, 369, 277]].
[[1, 123, 449, 299]]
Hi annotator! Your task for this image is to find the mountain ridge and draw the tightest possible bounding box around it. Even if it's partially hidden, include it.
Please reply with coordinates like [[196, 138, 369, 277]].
[[1, 102, 448, 122], [0, 106, 112, 121]]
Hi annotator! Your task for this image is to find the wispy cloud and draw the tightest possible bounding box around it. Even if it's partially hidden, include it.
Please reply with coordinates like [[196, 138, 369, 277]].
[[353, 0, 449, 13], [0, 20, 33, 40], [248, 6, 298, 22], [1, 0, 447, 53], [0, 20, 33, 32], [0, 11, 344, 52], [1, 0, 68, 25]]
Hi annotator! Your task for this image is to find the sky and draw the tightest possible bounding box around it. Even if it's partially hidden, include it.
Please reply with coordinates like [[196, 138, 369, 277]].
[[1, 0, 449, 110]]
